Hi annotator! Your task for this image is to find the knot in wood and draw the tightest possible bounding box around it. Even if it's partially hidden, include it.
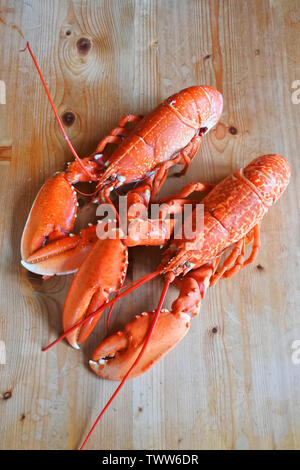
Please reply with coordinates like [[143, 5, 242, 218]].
[[76, 37, 92, 55], [62, 112, 75, 127]]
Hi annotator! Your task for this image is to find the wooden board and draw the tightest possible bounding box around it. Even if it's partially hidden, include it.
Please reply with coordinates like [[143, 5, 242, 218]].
[[0, 0, 300, 450]]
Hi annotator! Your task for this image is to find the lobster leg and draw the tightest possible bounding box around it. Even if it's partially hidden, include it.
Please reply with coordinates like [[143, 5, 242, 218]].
[[150, 159, 180, 200], [123, 174, 194, 247], [242, 224, 261, 267], [89, 261, 218, 380], [210, 239, 245, 286], [118, 114, 143, 127], [92, 114, 142, 157], [150, 134, 205, 200], [222, 239, 246, 279], [125, 172, 214, 247], [210, 223, 261, 284], [158, 181, 215, 203], [93, 135, 124, 154], [174, 133, 202, 176]]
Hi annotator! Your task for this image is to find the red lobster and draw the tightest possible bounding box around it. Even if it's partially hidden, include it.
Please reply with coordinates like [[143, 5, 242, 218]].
[[20, 43, 223, 280], [20, 43, 222, 354], [87, 154, 291, 378], [47, 154, 290, 449]]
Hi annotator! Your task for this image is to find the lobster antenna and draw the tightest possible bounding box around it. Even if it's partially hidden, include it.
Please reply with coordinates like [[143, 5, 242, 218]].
[[106, 272, 159, 331], [79, 274, 173, 450], [105, 302, 115, 332], [20, 42, 94, 179], [105, 269, 159, 331], [42, 267, 164, 351], [106, 277, 126, 332]]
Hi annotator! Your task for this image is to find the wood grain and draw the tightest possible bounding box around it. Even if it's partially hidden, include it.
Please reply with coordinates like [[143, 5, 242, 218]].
[[0, 0, 300, 450]]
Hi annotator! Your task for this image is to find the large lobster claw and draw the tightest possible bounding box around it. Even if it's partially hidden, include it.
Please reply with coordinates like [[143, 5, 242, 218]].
[[21, 174, 77, 261], [21, 172, 98, 276], [63, 236, 128, 349], [89, 309, 191, 380], [89, 262, 218, 380]]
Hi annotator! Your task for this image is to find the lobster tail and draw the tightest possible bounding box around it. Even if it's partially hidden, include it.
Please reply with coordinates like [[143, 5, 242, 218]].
[[243, 154, 290, 205]]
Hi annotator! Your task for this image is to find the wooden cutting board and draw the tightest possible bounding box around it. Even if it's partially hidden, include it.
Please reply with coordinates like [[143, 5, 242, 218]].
[[0, 0, 299, 450]]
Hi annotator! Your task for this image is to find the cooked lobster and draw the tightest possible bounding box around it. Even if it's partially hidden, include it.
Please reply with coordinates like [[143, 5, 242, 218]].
[[20, 42, 222, 353], [20, 42, 223, 279], [85, 154, 291, 379], [47, 154, 290, 449]]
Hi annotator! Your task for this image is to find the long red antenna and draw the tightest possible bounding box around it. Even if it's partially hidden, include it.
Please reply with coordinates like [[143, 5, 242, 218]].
[[106, 273, 159, 331], [106, 276, 126, 332], [20, 42, 94, 179], [79, 274, 173, 450], [42, 268, 163, 351]]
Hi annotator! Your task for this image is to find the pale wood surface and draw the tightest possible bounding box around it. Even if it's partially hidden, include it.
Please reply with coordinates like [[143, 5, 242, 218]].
[[0, 0, 300, 450]]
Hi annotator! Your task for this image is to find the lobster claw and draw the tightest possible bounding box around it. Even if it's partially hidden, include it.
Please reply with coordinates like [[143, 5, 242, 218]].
[[63, 236, 128, 349], [89, 262, 218, 380], [21, 225, 98, 276], [21, 172, 98, 276], [21, 173, 76, 274], [89, 309, 191, 380]]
